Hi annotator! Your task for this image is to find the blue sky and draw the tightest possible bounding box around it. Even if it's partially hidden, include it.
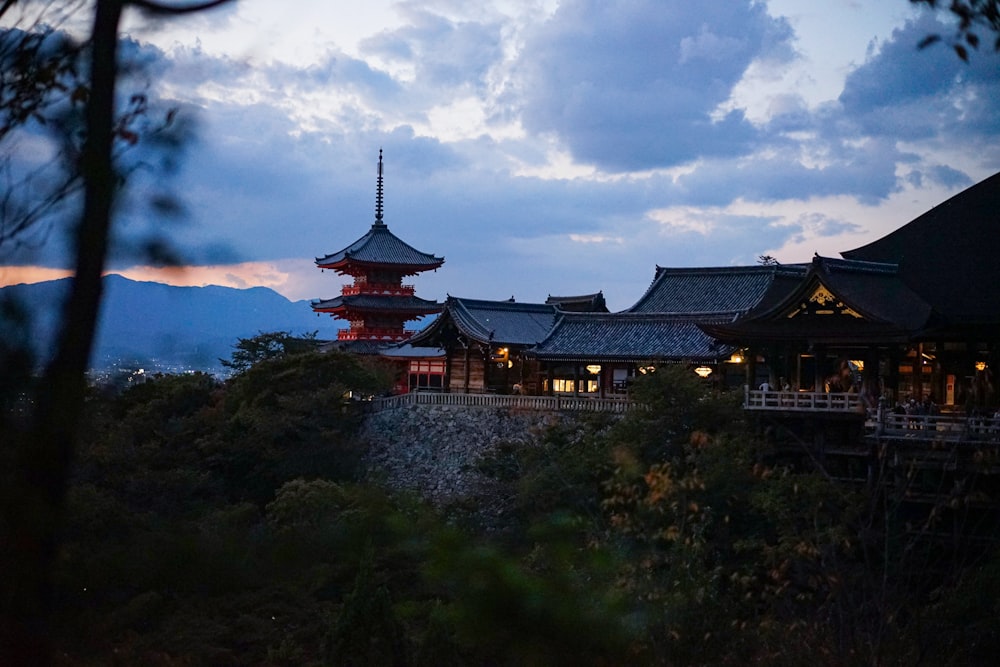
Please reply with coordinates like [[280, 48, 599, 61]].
[[2, 0, 1000, 311]]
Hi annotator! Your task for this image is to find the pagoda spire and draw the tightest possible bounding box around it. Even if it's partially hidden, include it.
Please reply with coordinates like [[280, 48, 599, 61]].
[[374, 149, 385, 227]]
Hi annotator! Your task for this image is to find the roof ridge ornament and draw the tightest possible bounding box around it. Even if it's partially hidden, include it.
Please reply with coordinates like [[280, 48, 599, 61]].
[[375, 148, 385, 227]]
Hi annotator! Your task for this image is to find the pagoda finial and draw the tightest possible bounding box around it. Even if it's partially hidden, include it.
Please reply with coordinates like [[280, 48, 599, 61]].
[[374, 149, 385, 226]]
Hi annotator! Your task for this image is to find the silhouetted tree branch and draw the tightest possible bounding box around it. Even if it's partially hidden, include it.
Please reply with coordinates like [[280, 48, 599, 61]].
[[911, 0, 1000, 59], [0, 1, 234, 664]]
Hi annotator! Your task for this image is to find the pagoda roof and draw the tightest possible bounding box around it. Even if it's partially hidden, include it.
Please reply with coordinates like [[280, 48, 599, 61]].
[[315, 222, 444, 273], [842, 170, 1000, 325], [311, 293, 442, 315], [408, 296, 559, 347], [700, 255, 935, 344], [529, 311, 735, 363], [315, 150, 444, 274], [625, 264, 807, 314]]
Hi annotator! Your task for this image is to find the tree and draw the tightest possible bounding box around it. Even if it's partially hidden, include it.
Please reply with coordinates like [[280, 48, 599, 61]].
[[912, 0, 1000, 60], [0, 2, 233, 664], [220, 330, 317, 374]]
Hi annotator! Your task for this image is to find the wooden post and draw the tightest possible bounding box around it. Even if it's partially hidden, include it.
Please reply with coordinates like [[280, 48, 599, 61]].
[[463, 345, 471, 393]]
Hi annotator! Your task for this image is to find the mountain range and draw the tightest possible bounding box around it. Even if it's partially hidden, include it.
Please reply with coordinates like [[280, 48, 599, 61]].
[[0, 275, 343, 374]]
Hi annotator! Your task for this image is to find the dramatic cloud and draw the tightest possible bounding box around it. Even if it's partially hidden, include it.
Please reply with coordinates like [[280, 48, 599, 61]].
[[513, 0, 794, 171], [3, 0, 1000, 309]]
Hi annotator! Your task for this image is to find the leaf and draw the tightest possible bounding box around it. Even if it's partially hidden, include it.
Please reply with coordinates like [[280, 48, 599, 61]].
[[917, 34, 942, 49], [955, 43, 970, 61]]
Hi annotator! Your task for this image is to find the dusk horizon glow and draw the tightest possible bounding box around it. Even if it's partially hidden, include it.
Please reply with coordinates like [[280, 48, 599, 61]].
[[3, 1, 999, 312]]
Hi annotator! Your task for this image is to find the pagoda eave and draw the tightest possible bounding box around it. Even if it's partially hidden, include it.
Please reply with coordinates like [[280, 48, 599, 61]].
[[313, 306, 440, 317], [315, 257, 443, 275]]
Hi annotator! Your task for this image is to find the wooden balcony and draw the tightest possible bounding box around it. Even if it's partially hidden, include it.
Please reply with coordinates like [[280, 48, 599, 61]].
[[342, 283, 415, 297], [744, 388, 864, 413], [337, 328, 415, 341], [869, 412, 1000, 445]]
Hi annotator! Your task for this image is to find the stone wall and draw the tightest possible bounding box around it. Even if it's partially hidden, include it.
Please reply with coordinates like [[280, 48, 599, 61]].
[[361, 404, 612, 511]]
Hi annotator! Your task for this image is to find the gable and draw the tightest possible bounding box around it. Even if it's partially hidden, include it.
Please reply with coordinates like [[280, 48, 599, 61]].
[[783, 283, 864, 320]]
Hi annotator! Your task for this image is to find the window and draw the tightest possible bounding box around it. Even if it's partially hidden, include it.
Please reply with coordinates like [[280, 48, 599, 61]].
[[409, 360, 445, 391]]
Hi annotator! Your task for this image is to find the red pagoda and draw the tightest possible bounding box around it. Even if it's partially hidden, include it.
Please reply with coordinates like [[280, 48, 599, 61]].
[[312, 151, 444, 346]]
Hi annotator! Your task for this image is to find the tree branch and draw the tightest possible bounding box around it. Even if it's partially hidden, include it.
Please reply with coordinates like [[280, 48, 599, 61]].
[[128, 0, 234, 14]]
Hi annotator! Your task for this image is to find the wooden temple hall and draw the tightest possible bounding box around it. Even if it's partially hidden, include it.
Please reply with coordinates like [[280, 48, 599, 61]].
[[313, 156, 1000, 416]]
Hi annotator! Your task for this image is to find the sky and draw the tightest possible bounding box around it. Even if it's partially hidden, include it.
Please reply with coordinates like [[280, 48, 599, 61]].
[[2, 0, 1000, 311]]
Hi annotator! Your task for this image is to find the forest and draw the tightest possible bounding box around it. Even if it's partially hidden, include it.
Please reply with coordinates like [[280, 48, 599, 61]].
[[2, 343, 997, 666]]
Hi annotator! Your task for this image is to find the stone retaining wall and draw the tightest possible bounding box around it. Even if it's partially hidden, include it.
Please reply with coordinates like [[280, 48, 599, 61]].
[[361, 404, 614, 510]]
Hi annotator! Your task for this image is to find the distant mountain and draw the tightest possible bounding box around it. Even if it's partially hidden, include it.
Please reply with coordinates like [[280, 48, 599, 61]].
[[0, 274, 342, 373]]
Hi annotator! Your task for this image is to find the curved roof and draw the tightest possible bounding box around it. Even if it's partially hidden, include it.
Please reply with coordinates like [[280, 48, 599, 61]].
[[408, 296, 559, 347], [700, 256, 934, 344], [316, 223, 444, 274], [530, 312, 735, 362], [625, 264, 806, 314], [311, 293, 441, 316], [842, 170, 1000, 324], [545, 292, 609, 312]]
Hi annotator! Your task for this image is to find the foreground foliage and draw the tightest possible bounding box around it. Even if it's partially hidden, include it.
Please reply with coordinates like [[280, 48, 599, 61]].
[[42, 361, 1000, 665]]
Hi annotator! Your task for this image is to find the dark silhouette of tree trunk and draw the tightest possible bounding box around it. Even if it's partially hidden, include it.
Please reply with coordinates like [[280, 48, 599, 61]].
[[0, 1, 232, 664]]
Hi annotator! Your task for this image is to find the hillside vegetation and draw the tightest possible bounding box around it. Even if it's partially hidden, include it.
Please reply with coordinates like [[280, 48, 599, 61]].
[[21, 349, 1000, 665]]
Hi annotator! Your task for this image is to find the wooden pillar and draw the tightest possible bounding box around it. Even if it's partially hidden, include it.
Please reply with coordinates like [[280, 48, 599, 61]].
[[863, 345, 878, 402], [914, 343, 924, 401], [888, 346, 900, 405], [813, 344, 826, 392], [444, 350, 453, 394], [463, 345, 471, 393], [745, 347, 757, 390], [483, 347, 491, 393]]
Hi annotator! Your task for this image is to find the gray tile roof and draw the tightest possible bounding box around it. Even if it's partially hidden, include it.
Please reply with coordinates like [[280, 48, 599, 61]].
[[311, 293, 441, 314], [545, 292, 608, 312], [408, 296, 559, 347], [701, 255, 934, 343], [626, 265, 806, 314], [316, 223, 444, 271], [530, 312, 736, 362]]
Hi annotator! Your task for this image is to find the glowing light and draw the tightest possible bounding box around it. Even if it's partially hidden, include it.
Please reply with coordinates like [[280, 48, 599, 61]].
[[694, 366, 713, 378], [586, 364, 602, 374], [975, 361, 987, 371]]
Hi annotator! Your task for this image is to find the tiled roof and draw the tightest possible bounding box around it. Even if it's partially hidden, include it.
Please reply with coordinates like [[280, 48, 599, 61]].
[[843, 170, 1000, 324], [701, 256, 934, 343], [408, 296, 559, 347], [529, 312, 736, 362], [316, 223, 444, 272], [545, 292, 608, 313], [311, 293, 441, 315], [626, 265, 806, 314]]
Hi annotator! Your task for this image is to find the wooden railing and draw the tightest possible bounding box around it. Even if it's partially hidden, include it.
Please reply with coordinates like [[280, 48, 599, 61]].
[[342, 283, 415, 296], [337, 328, 416, 341], [367, 392, 636, 413], [870, 411, 1000, 444], [744, 388, 864, 413]]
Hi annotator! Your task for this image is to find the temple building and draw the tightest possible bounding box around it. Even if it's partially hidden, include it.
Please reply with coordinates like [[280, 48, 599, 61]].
[[404, 293, 608, 394], [704, 171, 1000, 412], [312, 151, 444, 352]]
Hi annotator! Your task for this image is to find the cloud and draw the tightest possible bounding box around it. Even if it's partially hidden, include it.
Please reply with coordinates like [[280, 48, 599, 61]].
[[836, 14, 1000, 144], [511, 0, 794, 171], [6, 2, 1000, 315]]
